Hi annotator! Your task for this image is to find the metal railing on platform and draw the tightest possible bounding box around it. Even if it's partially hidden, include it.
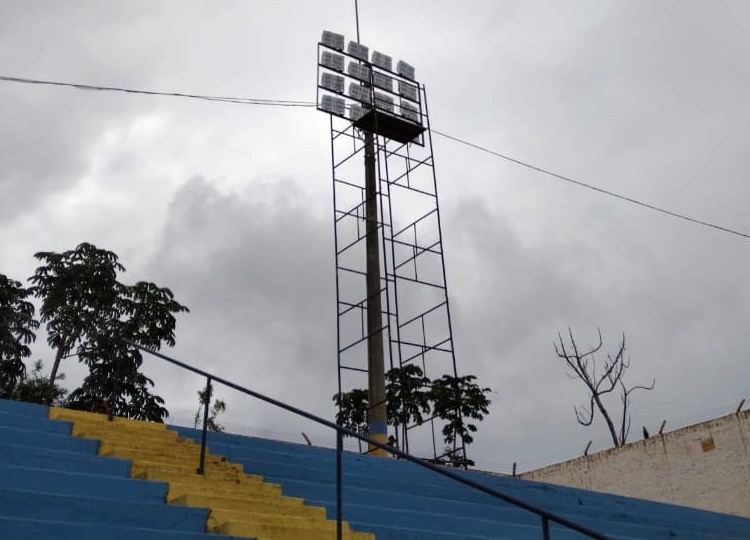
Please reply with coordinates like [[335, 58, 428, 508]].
[[123, 341, 610, 540]]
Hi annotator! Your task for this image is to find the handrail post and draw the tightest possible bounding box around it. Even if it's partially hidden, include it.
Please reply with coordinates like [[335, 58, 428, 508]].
[[336, 429, 343, 540], [542, 515, 550, 540], [197, 376, 212, 475]]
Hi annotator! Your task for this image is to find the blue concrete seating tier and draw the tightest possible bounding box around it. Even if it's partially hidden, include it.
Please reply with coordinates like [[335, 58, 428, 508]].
[[0, 398, 244, 540], [173, 425, 750, 540]]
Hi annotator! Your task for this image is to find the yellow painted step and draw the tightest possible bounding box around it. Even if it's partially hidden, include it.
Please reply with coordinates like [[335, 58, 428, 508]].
[[207, 503, 328, 523], [71, 422, 180, 440], [214, 519, 374, 540], [207, 509, 342, 531], [50, 407, 168, 431], [131, 457, 242, 474], [97, 439, 204, 456], [131, 461, 248, 483], [142, 469, 269, 489], [172, 492, 307, 513], [99, 446, 225, 466], [167, 480, 282, 500]]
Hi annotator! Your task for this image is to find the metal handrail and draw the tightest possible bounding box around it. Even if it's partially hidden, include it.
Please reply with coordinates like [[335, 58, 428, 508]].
[[125, 341, 610, 540]]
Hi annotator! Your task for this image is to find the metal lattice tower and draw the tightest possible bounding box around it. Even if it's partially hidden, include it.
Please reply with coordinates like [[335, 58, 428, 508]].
[[317, 31, 465, 463]]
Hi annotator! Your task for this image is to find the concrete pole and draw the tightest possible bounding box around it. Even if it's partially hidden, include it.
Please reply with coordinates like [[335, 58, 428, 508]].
[[364, 131, 388, 456]]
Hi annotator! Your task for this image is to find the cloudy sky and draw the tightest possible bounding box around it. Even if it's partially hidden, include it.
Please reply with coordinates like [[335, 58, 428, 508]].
[[1, 1, 749, 472]]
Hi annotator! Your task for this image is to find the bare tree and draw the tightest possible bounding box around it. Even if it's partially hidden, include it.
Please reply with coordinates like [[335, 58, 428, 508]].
[[554, 328, 655, 448]]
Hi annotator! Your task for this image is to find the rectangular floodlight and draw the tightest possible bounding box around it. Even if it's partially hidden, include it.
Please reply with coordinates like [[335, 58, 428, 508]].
[[321, 31, 345, 51], [347, 41, 369, 62], [347, 62, 371, 83], [321, 51, 345, 72], [371, 51, 393, 71], [374, 92, 394, 113], [398, 80, 418, 102], [321, 94, 345, 116], [373, 72, 393, 92], [321, 72, 345, 94], [348, 82, 371, 104], [397, 60, 416, 81], [350, 104, 369, 121], [400, 100, 420, 123]]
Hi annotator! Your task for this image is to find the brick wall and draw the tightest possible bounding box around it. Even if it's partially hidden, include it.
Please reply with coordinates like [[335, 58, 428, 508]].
[[519, 410, 750, 517]]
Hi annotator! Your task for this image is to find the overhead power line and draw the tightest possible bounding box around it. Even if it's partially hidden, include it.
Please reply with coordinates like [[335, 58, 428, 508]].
[[2, 74, 748, 241], [0, 75, 315, 107], [432, 130, 750, 241]]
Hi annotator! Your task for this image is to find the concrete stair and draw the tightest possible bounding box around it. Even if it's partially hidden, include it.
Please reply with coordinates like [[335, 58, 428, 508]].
[[4, 394, 750, 539], [0, 399, 243, 540], [173, 425, 750, 540], [50, 406, 375, 540]]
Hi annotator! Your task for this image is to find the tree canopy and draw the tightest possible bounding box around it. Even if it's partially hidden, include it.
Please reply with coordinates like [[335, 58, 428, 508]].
[[334, 365, 491, 458], [0, 274, 40, 398], [0, 243, 189, 422]]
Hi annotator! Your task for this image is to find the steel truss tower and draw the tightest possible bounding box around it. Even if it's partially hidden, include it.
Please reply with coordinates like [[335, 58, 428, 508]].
[[317, 32, 465, 464]]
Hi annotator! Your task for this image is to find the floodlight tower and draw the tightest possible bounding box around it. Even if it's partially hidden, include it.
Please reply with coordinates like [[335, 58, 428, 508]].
[[317, 31, 465, 464]]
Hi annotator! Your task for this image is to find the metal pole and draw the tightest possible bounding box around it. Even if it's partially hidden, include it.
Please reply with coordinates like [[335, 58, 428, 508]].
[[197, 376, 212, 475], [365, 131, 388, 456], [336, 430, 343, 540], [542, 516, 550, 540]]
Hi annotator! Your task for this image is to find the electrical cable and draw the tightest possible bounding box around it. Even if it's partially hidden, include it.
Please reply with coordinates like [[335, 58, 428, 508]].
[[2, 73, 748, 240], [0, 75, 315, 107], [432, 129, 750, 241]]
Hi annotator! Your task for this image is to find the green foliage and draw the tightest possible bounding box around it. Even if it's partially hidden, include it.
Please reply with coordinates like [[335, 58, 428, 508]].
[[333, 388, 369, 435], [28, 243, 188, 421], [333, 366, 492, 449], [12, 359, 68, 406], [0, 274, 40, 398], [430, 374, 491, 445]]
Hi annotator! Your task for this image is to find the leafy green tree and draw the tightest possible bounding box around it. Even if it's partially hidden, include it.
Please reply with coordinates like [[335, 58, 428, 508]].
[[430, 374, 491, 445], [0, 274, 40, 398], [385, 365, 432, 428], [333, 388, 369, 435], [29, 243, 188, 421], [29, 243, 123, 402], [334, 366, 492, 453]]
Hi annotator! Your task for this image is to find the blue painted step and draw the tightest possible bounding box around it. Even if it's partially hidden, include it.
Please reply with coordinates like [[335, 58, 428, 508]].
[[0, 410, 73, 434], [0, 441, 131, 476], [0, 464, 168, 503], [0, 517, 247, 540]]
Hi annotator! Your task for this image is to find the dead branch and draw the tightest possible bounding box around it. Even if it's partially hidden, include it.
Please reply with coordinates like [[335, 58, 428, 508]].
[[554, 328, 655, 448]]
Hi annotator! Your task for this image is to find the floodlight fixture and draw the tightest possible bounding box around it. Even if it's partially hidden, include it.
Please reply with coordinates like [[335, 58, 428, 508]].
[[399, 100, 419, 123], [321, 94, 345, 116], [371, 51, 393, 71], [398, 80, 418, 103], [347, 41, 369, 62], [347, 61, 371, 83], [348, 82, 371, 104], [322, 31, 345, 51], [321, 72, 345, 94], [396, 60, 416, 80], [374, 92, 394, 113], [321, 51, 345, 72], [373, 72, 393, 92]]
